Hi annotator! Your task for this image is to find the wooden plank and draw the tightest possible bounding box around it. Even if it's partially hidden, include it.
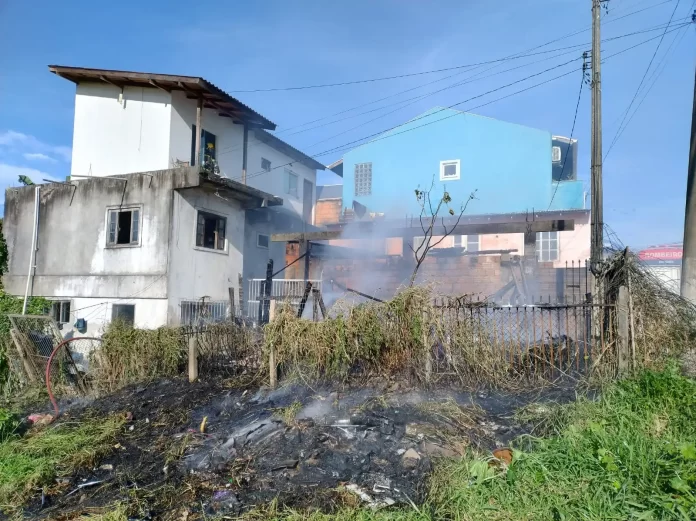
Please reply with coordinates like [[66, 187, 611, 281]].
[[271, 220, 575, 242], [188, 334, 199, 383], [9, 329, 38, 383], [617, 286, 630, 374], [268, 300, 277, 389]]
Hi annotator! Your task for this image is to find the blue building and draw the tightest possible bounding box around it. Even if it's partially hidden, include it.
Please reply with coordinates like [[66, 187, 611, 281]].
[[329, 108, 584, 218]]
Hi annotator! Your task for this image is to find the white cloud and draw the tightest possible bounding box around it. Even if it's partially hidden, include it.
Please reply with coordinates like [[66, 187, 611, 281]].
[[23, 152, 58, 163], [0, 163, 57, 185], [0, 130, 71, 162]]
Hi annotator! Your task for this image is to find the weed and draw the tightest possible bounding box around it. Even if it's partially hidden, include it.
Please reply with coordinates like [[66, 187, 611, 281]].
[[415, 399, 482, 432], [0, 408, 20, 442], [71, 502, 129, 521], [0, 415, 125, 512], [271, 400, 303, 426]]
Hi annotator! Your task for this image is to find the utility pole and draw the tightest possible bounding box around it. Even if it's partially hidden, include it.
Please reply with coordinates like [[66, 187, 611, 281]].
[[590, 0, 604, 268], [680, 64, 696, 301]]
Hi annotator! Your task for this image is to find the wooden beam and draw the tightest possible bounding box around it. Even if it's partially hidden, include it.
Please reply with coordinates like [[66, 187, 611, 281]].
[[99, 75, 122, 89], [271, 220, 576, 242], [149, 79, 170, 92], [195, 97, 202, 167]]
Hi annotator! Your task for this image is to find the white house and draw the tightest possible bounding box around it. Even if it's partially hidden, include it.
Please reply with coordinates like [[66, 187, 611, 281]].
[[2, 67, 325, 334]]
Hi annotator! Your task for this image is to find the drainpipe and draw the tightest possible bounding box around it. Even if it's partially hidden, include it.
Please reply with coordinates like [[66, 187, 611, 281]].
[[22, 186, 40, 314], [242, 122, 249, 184]]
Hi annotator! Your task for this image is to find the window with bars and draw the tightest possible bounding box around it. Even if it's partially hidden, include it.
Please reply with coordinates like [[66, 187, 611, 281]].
[[180, 300, 227, 325], [107, 207, 140, 246], [536, 231, 559, 261], [50, 301, 71, 324], [196, 210, 226, 251], [354, 162, 372, 196], [112, 304, 135, 326]]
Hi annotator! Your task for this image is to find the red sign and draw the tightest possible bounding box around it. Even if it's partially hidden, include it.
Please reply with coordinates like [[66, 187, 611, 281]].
[[638, 247, 682, 264]]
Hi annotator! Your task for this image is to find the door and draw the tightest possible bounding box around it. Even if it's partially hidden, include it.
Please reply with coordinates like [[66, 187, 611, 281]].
[[303, 179, 313, 224]]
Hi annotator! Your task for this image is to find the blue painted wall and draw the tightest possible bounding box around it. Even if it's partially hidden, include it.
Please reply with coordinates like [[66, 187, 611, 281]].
[[341, 108, 585, 216]]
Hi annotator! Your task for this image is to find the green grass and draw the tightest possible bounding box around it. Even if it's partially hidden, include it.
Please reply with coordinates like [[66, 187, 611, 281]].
[[243, 366, 696, 521], [0, 415, 124, 512]]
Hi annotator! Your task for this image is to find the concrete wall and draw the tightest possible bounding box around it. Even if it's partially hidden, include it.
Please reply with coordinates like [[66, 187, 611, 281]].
[[341, 108, 585, 216], [2, 169, 200, 301], [71, 83, 172, 178], [167, 186, 245, 324], [59, 297, 169, 337]]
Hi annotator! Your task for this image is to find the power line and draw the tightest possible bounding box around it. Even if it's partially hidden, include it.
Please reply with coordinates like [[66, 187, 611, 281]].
[[216, 18, 692, 160], [230, 23, 689, 188], [548, 69, 586, 211], [605, 0, 684, 159], [609, 21, 692, 153]]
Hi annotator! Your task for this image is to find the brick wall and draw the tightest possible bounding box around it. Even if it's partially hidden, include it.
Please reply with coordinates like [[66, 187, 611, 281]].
[[315, 198, 342, 226]]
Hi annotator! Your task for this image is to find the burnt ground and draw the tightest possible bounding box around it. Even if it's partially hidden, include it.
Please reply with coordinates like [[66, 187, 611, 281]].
[[18, 378, 580, 520]]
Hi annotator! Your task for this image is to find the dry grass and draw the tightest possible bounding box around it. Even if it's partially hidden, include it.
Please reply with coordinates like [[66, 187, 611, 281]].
[[271, 400, 303, 426]]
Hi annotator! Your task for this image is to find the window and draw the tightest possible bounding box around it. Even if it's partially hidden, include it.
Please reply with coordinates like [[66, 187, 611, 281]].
[[536, 231, 559, 261], [107, 207, 140, 246], [412, 236, 429, 250], [50, 301, 71, 324], [257, 233, 269, 249], [440, 159, 460, 181], [285, 170, 298, 197], [456, 234, 480, 252], [190, 125, 216, 167], [112, 304, 135, 326], [354, 162, 372, 197], [261, 158, 271, 172], [552, 146, 562, 163], [196, 210, 226, 251]]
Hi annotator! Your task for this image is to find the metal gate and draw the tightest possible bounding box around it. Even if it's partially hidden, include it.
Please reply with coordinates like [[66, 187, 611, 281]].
[[247, 278, 322, 319]]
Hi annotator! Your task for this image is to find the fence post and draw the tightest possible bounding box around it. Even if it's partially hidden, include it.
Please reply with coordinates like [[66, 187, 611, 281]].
[[268, 300, 277, 388], [422, 309, 432, 385], [617, 286, 630, 374], [188, 333, 199, 383]]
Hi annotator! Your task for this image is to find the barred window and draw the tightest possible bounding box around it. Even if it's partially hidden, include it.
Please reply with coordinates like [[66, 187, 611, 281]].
[[536, 231, 559, 261]]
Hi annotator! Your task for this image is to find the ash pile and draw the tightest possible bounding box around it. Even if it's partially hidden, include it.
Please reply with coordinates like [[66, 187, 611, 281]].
[[178, 385, 506, 514]]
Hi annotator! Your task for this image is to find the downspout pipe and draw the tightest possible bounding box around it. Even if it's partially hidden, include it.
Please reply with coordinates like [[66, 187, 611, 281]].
[[22, 186, 40, 314]]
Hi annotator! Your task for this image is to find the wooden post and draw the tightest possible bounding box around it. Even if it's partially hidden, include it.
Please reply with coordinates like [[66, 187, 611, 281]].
[[312, 290, 319, 321], [627, 272, 637, 371], [617, 286, 630, 374], [262, 259, 274, 325], [268, 300, 277, 388], [9, 329, 38, 383], [228, 287, 236, 321], [188, 334, 199, 383], [422, 310, 432, 384], [195, 97, 203, 167]]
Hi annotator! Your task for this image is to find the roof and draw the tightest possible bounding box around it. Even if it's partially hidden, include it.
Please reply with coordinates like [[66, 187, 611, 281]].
[[48, 65, 276, 130], [200, 171, 283, 207], [326, 159, 344, 177], [253, 130, 325, 171], [316, 184, 343, 200]]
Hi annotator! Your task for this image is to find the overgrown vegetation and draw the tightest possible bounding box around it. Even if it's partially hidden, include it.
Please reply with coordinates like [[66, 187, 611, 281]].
[[265, 288, 431, 382], [0, 408, 20, 442], [92, 320, 185, 392], [0, 292, 50, 395], [0, 415, 124, 512], [241, 366, 696, 520]]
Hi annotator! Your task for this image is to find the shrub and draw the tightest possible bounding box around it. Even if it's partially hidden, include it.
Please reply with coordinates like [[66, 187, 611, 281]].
[[0, 409, 20, 442]]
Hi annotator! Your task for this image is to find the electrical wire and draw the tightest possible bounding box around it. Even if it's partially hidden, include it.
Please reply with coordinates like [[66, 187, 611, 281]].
[[229, 0, 679, 93], [230, 23, 689, 187], [604, 0, 684, 159], [548, 71, 585, 211]]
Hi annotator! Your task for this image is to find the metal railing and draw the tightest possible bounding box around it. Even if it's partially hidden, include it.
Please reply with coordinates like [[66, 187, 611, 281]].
[[180, 300, 229, 326], [247, 278, 322, 319]]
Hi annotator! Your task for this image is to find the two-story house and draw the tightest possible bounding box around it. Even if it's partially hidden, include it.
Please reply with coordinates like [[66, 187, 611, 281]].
[[2, 66, 324, 332], [319, 108, 589, 267]]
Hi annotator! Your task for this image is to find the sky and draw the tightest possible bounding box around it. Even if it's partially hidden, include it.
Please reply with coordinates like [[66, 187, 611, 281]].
[[0, 0, 694, 248]]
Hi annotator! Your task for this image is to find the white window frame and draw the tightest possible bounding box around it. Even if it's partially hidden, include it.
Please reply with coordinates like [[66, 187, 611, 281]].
[[194, 208, 228, 254], [112, 303, 136, 326], [257, 233, 270, 249], [106, 205, 142, 248], [552, 146, 562, 162], [285, 169, 299, 198], [454, 234, 480, 251], [536, 231, 559, 262], [440, 159, 460, 181], [50, 300, 71, 324]]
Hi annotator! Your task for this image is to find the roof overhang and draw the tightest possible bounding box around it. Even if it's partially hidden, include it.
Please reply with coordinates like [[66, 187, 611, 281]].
[[326, 159, 344, 177], [198, 171, 283, 208], [48, 65, 276, 129], [253, 129, 325, 171]]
